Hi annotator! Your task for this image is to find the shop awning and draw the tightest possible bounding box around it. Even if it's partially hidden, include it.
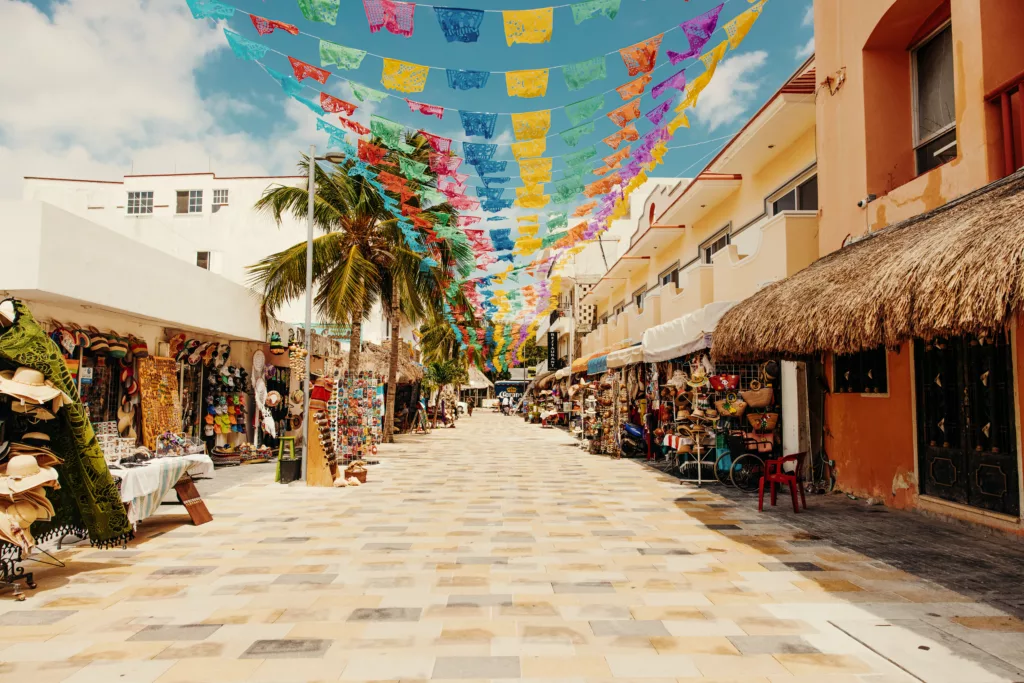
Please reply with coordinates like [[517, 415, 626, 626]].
[[571, 356, 590, 373], [606, 343, 643, 368], [467, 364, 494, 389], [713, 170, 1024, 360], [554, 366, 571, 380], [587, 354, 608, 376], [642, 301, 737, 362]]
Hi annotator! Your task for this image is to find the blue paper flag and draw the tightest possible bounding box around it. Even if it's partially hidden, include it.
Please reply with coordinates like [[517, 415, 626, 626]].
[[224, 29, 267, 61], [473, 160, 508, 174], [434, 7, 485, 43], [477, 187, 505, 200], [463, 143, 497, 165], [446, 69, 490, 90], [481, 176, 510, 187], [460, 111, 498, 139], [482, 198, 515, 213]]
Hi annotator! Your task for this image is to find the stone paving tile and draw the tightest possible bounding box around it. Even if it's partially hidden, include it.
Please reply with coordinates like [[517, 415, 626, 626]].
[[5, 412, 1024, 681]]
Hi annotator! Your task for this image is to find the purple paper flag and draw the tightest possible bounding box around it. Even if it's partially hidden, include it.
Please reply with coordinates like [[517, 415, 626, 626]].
[[668, 4, 723, 64], [646, 100, 673, 126], [652, 68, 687, 100]]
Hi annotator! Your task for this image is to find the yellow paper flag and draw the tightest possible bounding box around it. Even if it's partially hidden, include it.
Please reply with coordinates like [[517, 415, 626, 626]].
[[519, 157, 553, 184], [506, 69, 549, 98], [699, 40, 729, 76], [725, 0, 767, 49], [667, 112, 690, 135], [511, 138, 547, 160], [514, 236, 543, 256], [503, 8, 554, 45], [510, 110, 551, 141], [381, 58, 428, 93]]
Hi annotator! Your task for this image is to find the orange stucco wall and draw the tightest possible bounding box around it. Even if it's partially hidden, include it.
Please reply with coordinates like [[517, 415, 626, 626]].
[[814, 0, 1024, 525]]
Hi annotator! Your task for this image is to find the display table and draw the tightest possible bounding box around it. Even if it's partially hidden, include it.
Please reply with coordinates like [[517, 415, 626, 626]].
[[110, 454, 214, 526]]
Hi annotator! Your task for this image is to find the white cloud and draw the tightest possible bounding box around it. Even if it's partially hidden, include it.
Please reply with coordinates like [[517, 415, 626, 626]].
[[796, 36, 815, 60], [693, 51, 769, 132], [0, 0, 312, 197], [802, 4, 814, 27]]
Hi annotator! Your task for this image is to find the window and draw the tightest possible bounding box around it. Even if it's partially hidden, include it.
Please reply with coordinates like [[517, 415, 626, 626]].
[[913, 23, 957, 174], [612, 301, 625, 317], [633, 287, 646, 310], [659, 263, 680, 289], [212, 189, 229, 213], [599, 313, 609, 326], [126, 191, 153, 215], [196, 251, 211, 270], [177, 190, 203, 214], [834, 346, 888, 394], [771, 174, 818, 215], [701, 231, 730, 265]]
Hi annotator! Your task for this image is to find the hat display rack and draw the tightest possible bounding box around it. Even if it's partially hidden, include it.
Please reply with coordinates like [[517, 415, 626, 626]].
[[0, 298, 135, 598]]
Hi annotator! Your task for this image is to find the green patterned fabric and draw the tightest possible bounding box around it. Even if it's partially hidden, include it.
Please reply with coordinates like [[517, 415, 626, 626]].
[[298, 0, 339, 25], [547, 212, 569, 229], [371, 116, 414, 153], [399, 157, 432, 183], [542, 230, 567, 247], [565, 145, 597, 169], [565, 94, 604, 127], [559, 121, 595, 147], [0, 302, 131, 546], [320, 40, 367, 70], [571, 0, 621, 24], [563, 56, 606, 91], [352, 83, 388, 103]]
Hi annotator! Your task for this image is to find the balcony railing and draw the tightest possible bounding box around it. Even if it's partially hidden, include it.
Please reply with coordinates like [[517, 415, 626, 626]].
[[987, 70, 1024, 178]]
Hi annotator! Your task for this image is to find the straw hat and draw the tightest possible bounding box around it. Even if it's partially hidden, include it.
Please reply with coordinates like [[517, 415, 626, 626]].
[[10, 401, 56, 421], [6, 443, 62, 469], [265, 391, 283, 408], [0, 454, 59, 496], [686, 367, 709, 389], [0, 299, 16, 327], [0, 368, 71, 408], [0, 501, 38, 553]]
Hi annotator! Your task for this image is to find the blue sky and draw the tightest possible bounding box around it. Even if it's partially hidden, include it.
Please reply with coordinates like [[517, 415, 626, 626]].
[[0, 0, 813, 197]]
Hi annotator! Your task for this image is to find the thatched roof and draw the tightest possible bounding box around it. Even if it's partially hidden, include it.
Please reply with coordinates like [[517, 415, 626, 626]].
[[713, 169, 1024, 361], [336, 341, 424, 382]]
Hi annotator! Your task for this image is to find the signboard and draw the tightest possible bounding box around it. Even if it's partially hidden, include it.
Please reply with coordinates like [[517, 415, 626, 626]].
[[495, 381, 528, 404], [547, 331, 558, 371]]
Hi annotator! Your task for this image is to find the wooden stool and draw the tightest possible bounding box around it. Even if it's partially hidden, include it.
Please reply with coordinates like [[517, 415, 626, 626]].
[[276, 437, 296, 482]]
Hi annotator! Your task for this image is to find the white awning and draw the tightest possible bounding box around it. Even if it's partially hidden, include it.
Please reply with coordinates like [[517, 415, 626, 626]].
[[606, 344, 644, 368], [642, 301, 737, 362], [554, 366, 571, 379]]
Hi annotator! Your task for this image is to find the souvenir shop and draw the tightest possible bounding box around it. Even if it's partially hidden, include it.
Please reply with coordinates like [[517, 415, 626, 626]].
[[303, 370, 383, 488]]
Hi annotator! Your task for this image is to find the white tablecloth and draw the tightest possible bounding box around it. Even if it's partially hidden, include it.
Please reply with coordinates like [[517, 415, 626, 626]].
[[111, 454, 214, 526]]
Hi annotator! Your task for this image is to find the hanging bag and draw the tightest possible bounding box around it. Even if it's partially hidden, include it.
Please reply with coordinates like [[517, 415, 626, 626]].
[[740, 379, 774, 408]]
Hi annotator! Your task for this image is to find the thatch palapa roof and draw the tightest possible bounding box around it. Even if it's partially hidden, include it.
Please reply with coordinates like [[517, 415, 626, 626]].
[[337, 341, 424, 382], [713, 169, 1024, 361]]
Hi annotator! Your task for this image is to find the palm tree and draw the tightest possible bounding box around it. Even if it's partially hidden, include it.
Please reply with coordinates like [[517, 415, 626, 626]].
[[423, 360, 461, 428]]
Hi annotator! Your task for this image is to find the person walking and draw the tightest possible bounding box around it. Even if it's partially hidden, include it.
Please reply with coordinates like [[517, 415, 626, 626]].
[[467, 400, 474, 418], [501, 395, 510, 415]]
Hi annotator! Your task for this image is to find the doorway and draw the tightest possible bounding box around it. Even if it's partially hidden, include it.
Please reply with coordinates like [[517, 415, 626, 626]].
[[915, 335, 1019, 517]]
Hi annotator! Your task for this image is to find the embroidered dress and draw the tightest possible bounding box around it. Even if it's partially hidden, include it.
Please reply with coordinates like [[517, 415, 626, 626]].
[[224, 29, 267, 61], [381, 58, 428, 93], [459, 111, 498, 139], [619, 34, 664, 76], [563, 56, 606, 91], [320, 40, 367, 70], [502, 8, 554, 45], [565, 94, 604, 126], [511, 138, 546, 160], [446, 69, 490, 90], [434, 7, 484, 43], [506, 69, 549, 99]]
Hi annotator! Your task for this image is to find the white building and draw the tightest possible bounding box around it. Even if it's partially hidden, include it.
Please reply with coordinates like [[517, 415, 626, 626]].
[[22, 172, 390, 344]]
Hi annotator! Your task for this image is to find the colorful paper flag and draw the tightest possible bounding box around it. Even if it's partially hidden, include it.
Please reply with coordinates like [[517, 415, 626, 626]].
[[250, 14, 298, 35], [511, 138, 547, 160], [570, 0, 620, 24], [506, 69, 549, 98], [510, 110, 551, 141], [619, 34, 664, 76], [615, 73, 652, 100], [319, 40, 367, 70], [503, 8, 554, 45], [381, 58, 429, 93], [563, 56, 606, 91], [363, 0, 415, 37], [289, 56, 330, 84], [434, 7, 484, 43], [565, 94, 604, 126], [298, 0, 340, 25], [669, 4, 724, 63], [607, 98, 641, 127], [406, 99, 444, 119]]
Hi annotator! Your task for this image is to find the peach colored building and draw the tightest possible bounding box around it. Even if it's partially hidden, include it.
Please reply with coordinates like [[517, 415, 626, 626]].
[[715, 0, 1024, 534]]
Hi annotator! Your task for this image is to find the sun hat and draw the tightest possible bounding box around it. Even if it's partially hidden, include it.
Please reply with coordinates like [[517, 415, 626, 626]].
[[686, 367, 709, 389], [0, 454, 59, 496], [0, 299, 16, 327], [0, 501, 39, 552], [14, 488, 54, 521], [17, 432, 51, 446], [10, 402, 56, 421], [265, 391, 283, 408], [0, 368, 71, 408], [5, 444, 61, 472]]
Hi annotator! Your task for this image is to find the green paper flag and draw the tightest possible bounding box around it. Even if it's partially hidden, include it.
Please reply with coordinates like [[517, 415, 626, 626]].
[[298, 0, 340, 25], [559, 121, 596, 147], [565, 145, 597, 169], [565, 94, 604, 127], [370, 116, 414, 153], [320, 40, 367, 70], [352, 83, 388, 103], [563, 56, 606, 91], [571, 0, 621, 24], [547, 212, 569, 229], [399, 156, 432, 183]]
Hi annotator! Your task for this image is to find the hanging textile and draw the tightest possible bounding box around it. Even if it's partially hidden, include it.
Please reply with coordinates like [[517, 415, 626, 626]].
[[224, 29, 268, 61], [552, 176, 584, 202], [320, 40, 367, 70], [406, 98, 444, 119], [399, 157, 432, 183], [268, 67, 303, 97], [481, 176, 510, 186], [511, 138, 546, 160], [563, 56, 606, 91], [289, 56, 330, 84], [477, 187, 506, 200], [560, 121, 595, 147], [603, 124, 639, 149], [422, 131, 452, 154], [371, 115, 414, 152], [381, 58, 429, 93], [475, 160, 507, 174], [604, 146, 630, 167], [652, 68, 687, 100], [351, 83, 388, 102], [565, 93, 604, 127], [434, 7, 484, 43], [490, 228, 515, 251], [547, 212, 568, 229], [503, 8, 554, 45], [667, 112, 690, 134], [363, 0, 416, 37], [669, 4, 723, 63], [700, 40, 729, 74], [725, 0, 766, 48], [511, 110, 551, 141], [571, 0, 620, 24], [358, 139, 389, 165], [615, 73, 652, 100], [619, 34, 664, 76], [463, 142, 497, 164], [520, 157, 553, 184], [573, 200, 597, 216], [584, 174, 621, 197], [607, 98, 641, 127], [459, 111, 498, 138], [506, 69, 549, 98], [250, 14, 298, 36], [186, 0, 234, 19], [429, 152, 462, 175], [565, 145, 597, 169], [298, 0, 340, 25], [446, 69, 490, 90], [646, 100, 672, 126]]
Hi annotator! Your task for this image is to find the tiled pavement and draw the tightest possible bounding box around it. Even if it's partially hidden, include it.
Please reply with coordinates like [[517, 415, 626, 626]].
[[2, 412, 1024, 682]]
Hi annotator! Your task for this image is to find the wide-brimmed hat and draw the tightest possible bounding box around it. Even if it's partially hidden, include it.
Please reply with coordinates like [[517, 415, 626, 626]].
[[0, 454, 59, 495], [0, 368, 71, 408], [7, 443, 62, 469], [0, 500, 40, 552], [265, 391, 283, 408], [0, 299, 16, 327], [10, 401, 56, 421], [12, 488, 54, 521], [686, 367, 709, 388]]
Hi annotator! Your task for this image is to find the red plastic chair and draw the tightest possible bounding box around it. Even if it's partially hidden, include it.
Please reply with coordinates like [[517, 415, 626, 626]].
[[758, 453, 808, 513]]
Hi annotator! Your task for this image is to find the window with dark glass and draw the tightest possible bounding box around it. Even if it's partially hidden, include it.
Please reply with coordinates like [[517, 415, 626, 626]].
[[834, 346, 888, 394], [659, 264, 679, 288], [196, 251, 211, 270], [701, 232, 730, 264], [913, 23, 957, 174], [771, 174, 818, 215], [633, 287, 646, 310]]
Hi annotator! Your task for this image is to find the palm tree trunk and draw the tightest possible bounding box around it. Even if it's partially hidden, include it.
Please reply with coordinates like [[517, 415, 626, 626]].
[[348, 298, 363, 374], [432, 386, 443, 429], [383, 288, 401, 443]]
